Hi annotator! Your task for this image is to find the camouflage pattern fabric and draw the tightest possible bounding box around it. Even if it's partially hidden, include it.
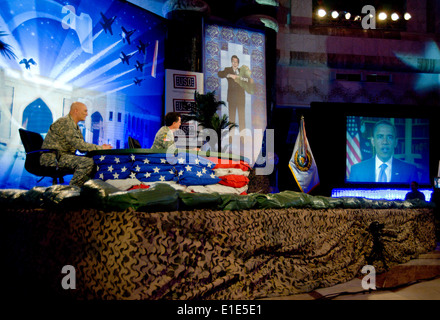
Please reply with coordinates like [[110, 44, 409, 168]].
[[235, 65, 255, 94], [151, 126, 176, 152], [4, 206, 436, 299], [40, 114, 102, 186]]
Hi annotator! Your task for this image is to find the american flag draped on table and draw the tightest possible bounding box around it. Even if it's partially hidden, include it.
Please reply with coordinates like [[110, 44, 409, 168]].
[[93, 152, 220, 186]]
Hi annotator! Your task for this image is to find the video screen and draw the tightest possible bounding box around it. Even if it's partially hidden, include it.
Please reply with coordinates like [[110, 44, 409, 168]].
[[346, 116, 430, 184], [434, 177, 440, 189], [0, 0, 166, 189], [203, 23, 267, 162]]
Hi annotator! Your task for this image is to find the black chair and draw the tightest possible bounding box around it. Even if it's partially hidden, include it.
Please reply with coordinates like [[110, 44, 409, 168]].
[[128, 136, 141, 149], [18, 128, 73, 184]]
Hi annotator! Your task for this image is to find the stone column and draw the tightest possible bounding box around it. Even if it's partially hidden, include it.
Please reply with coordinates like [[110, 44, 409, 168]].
[[163, 0, 210, 72]]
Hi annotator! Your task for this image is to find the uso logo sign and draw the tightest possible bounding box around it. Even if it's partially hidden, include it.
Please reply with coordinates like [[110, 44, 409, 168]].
[[173, 74, 197, 89]]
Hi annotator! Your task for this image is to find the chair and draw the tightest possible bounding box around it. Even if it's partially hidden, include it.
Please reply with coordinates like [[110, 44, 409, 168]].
[[18, 128, 73, 185], [128, 136, 142, 149]]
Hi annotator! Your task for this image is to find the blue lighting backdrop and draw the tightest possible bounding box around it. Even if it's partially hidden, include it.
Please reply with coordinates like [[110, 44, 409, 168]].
[[0, 0, 166, 189]]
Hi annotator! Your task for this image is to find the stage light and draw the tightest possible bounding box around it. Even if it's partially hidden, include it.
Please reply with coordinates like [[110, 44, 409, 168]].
[[331, 11, 339, 19], [317, 9, 326, 18], [344, 12, 351, 20], [378, 12, 387, 20], [391, 13, 399, 21], [404, 12, 411, 20]]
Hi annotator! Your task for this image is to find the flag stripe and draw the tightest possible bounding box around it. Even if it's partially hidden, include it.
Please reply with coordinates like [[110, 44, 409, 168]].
[[346, 116, 362, 178], [346, 134, 361, 163], [346, 139, 361, 164]]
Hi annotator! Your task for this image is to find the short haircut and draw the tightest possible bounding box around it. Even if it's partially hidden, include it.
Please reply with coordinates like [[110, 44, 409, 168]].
[[373, 120, 396, 137], [70, 101, 85, 112], [165, 112, 180, 126], [231, 55, 239, 63]]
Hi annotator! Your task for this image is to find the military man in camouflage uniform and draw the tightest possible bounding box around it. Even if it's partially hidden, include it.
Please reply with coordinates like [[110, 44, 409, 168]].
[[151, 112, 181, 152], [40, 102, 112, 187]]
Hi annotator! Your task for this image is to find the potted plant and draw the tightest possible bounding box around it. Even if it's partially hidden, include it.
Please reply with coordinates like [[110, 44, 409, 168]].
[[0, 31, 16, 59], [181, 91, 236, 153]]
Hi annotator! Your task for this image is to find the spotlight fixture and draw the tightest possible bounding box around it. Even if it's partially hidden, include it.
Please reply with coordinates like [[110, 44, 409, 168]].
[[378, 12, 387, 20], [344, 12, 351, 20], [354, 15, 361, 21], [404, 12, 411, 20], [331, 11, 339, 19], [317, 8, 326, 18], [391, 13, 399, 21]]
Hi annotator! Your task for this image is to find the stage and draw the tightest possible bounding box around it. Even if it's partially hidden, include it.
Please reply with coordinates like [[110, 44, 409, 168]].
[[2, 181, 436, 299]]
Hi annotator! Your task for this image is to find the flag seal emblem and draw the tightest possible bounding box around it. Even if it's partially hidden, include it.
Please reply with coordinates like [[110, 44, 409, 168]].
[[294, 150, 312, 171]]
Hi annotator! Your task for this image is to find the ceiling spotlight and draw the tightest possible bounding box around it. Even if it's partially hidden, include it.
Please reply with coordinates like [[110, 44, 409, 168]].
[[378, 12, 387, 20], [354, 15, 361, 21], [344, 12, 351, 20], [404, 12, 411, 20], [331, 11, 339, 19], [317, 9, 326, 18], [391, 13, 399, 21]]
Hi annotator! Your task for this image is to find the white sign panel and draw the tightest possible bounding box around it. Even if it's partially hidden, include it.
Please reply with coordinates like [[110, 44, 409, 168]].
[[165, 69, 204, 147]]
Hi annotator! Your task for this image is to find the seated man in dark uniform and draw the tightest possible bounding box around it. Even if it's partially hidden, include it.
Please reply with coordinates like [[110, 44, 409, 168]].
[[40, 101, 112, 187], [405, 181, 426, 201]]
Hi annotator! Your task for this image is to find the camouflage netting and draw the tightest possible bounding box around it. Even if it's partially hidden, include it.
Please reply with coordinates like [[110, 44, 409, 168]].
[[2, 181, 436, 299], [0, 179, 434, 212]]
